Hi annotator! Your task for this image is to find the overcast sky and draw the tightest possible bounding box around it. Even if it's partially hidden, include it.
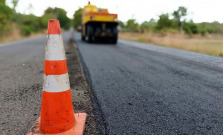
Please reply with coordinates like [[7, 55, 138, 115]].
[[6, 0, 223, 23]]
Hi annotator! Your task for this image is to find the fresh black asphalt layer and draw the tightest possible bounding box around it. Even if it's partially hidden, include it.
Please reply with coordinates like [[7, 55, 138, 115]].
[[74, 32, 223, 134]]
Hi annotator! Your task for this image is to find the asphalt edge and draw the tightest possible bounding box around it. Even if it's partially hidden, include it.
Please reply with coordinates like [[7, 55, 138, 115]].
[[72, 37, 108, 135]]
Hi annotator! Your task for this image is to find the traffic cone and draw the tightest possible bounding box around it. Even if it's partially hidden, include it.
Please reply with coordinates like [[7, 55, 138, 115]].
[[27, 19, 86, 135]]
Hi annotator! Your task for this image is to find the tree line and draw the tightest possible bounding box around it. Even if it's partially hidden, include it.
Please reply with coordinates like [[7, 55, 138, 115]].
[[120, 7, 223, 35], [72, 6, 223, 36], [1, 0, 223, 39], [0, 0, 71, 38]]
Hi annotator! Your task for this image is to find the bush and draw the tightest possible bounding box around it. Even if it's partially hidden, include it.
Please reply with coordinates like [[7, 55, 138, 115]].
[[197, 22, 223, 34], [183, 22, 199, 35], [126, 19, 138, 32], [156, 14, 176, 30], [73, 8, 82, 29], [22, 25, 31, 36], [199, 29, 206, 36], [0, 0, 12, 36], [140, 19, 156, 32], [43, 7, 71, 30]]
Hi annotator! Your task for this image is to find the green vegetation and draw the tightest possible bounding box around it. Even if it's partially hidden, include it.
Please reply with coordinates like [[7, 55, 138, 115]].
[[1, 1, 223, 43], [0, 0, 72, 42], [125, 19, 139, 32], [173, 6, 187, 33], [70, 5, 223, 36], [73, 8, 82, 29], [183, 21, 199, 35], [120, 6, 223, 36], [156, 14, 175, 30], [0, 0, 13, 37], [119, 6, 223, 57], [140, 19, 156, 32]]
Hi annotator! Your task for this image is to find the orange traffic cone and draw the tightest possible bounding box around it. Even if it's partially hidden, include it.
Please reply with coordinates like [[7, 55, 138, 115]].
[[27, 19, 86, 135]]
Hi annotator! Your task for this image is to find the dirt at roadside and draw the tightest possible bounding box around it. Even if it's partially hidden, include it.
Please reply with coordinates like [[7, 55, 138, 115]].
[[66, 39, 98, 135]]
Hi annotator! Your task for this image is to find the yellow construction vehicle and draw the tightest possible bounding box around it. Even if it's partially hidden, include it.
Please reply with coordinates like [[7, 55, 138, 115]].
[[82, 2, 118, 44]]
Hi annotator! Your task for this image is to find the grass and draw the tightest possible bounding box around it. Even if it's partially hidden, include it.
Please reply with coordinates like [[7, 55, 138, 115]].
[[0, 24, 46, 44], [119, 32, 223, 57]]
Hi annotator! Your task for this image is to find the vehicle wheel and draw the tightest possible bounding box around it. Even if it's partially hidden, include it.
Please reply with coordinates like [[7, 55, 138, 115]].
[[111, 26, 118, 44], [111, 36, 118, 44], [81, 34, 85, 41], [87, 24, 93, 43]]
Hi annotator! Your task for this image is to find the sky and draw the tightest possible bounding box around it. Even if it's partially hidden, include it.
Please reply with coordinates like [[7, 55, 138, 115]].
[[6, 0, 223, 23]]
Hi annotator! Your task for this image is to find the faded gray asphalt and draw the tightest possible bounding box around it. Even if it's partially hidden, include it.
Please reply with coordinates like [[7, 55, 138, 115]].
[[74, 32, 223, 135], [0, 33, 71, 134]]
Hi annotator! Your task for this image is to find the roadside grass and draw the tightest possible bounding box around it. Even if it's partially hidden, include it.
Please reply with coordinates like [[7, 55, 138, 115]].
[[119, 32, 223, 57], [0, 24, 46, 44]]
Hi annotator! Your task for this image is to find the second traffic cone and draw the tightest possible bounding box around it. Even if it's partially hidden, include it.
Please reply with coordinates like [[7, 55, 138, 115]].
[[27, 19, 86, 135]]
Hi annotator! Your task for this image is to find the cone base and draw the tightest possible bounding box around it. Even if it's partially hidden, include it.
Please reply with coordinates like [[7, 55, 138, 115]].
[[27, 113, 87, 135]]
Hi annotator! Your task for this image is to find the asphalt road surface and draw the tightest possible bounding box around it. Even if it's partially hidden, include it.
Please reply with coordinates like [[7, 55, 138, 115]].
[[74, 32, 223, 134], [0, 35, 46, 134], [1, 31, 223, 135]]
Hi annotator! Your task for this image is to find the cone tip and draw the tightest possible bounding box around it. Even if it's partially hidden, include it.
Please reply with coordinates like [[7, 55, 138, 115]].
[[47, 19, 61, 34]]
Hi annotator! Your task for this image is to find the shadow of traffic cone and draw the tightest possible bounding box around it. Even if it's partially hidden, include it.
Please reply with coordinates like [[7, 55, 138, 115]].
[[27, 19, 86, 135]]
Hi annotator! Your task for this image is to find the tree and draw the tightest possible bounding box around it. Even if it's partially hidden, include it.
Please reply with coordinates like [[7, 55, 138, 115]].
[[11, 0, 20, 23], [118, 21, 125, 29], [57, 8, 71, 30], [42, 7, 71, 30], [173, 6, 187, 34], [0, 0, 12, 19], [73, 8, 82, 29], [140, 19, 156, 32], [40, 7, 55, 28], [0, 0, 12, 36], [126, 19, 138, 31], [12, 0, 19, 12], [197, 21, 223, 34], [140, 21, 150, 31], [183, 21, 199, 35], [156, 14, 174, 30]]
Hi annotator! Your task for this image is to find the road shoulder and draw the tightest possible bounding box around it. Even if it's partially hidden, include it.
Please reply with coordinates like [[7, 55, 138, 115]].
[[66, 38, 98, 135]]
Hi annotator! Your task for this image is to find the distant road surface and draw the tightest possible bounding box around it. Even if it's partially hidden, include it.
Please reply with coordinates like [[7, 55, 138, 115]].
[[75, 32, 223, 134]]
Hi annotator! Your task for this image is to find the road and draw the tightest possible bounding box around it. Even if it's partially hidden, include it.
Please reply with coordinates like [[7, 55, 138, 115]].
[[0, 35, 46, 134], [74, 32, 223, 134], [1, 31, 223, 135]]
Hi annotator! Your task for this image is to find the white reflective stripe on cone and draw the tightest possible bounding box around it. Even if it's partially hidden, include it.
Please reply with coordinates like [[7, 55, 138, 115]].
[[43, 73, 70, 92], [45, 34, 66, 61]]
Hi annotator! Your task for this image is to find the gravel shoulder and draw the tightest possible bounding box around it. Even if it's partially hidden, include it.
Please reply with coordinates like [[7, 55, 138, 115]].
[[66, 38, 98, 135]]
